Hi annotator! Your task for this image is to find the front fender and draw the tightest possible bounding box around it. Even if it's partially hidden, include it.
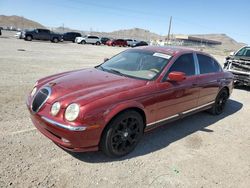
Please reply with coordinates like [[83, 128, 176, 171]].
[[104, 100, 146, 125]]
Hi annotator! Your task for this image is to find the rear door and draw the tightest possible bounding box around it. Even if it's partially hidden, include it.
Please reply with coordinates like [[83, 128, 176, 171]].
[[63, 33, 70, 41], [195, 53, 223, 106], [38, 29, 50, 40], [154, 53, 200, 121], [87, 36, 97, 43]]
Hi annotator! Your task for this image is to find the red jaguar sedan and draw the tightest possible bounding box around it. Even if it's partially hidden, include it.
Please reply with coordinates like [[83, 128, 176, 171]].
[[106, 39, 128, 47], [26, 46, 233, 157]]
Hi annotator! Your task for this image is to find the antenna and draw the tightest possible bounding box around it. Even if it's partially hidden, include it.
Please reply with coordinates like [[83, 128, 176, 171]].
[[167, 16, 172, 42]]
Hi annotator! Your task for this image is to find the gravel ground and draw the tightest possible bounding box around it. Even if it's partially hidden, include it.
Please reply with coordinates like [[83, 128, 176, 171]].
[[0, 31, 249, 188]]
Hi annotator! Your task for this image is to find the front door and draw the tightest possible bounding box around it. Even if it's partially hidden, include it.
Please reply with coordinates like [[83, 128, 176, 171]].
[[153, 53, 200, 122]]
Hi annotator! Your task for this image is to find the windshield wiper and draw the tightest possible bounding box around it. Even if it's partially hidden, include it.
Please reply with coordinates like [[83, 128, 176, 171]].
[[108, 69, 126, 77], [96, 66, 127, 77], [96, 65, 105, 71]]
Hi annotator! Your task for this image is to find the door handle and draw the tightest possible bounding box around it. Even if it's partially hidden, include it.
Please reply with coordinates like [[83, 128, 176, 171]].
[[192, 83, 198, 87]]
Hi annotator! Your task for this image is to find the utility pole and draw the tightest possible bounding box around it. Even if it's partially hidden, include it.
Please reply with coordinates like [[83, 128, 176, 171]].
[[167, 16, 172, 42]]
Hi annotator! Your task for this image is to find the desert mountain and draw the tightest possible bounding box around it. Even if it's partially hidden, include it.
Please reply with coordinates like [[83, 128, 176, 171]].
[[0, 15, 45, 29], [1, 15, 244, 50]]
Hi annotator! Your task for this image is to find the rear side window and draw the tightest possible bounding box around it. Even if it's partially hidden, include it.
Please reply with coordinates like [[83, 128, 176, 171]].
[[167, 53, 195, 76], [89, 36, 98, 39], [197, 54, 221, 74]]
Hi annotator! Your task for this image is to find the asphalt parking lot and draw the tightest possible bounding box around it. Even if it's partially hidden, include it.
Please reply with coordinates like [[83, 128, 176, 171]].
[[0, 32, 249, 188]]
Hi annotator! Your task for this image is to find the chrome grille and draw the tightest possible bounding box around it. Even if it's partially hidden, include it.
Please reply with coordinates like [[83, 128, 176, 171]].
[[31, 87, 51, 113]]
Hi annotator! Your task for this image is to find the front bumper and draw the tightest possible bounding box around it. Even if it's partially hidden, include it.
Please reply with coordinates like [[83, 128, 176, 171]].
[[41, 116, 86, 131], [230, 71, 250, 86], [30, 114, 99, 152]]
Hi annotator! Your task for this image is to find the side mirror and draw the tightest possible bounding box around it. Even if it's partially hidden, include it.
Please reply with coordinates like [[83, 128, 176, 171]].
[[104, 58, 109, 62], [230, 51, 235, 56], [168, 71, 186, 82]]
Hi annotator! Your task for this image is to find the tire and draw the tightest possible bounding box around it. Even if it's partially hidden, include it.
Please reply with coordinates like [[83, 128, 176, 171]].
[[112, 44, 115, 47], [25, 35, 32, 41], [81, 40, 86, 44], [100, 111, 144, 157], [209, 89, 228, 115], [96, 41, 101, 45], [52, 38, 59, 43]]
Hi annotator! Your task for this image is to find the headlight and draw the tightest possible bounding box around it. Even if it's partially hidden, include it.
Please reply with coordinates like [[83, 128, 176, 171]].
[[31, 87, 37, 97], [51, 102, 61, 116], [65, 103, 80, 121]]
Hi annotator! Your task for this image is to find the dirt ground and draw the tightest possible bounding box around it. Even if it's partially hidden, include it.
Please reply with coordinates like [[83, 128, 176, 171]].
[[0, 31, 249, 188]]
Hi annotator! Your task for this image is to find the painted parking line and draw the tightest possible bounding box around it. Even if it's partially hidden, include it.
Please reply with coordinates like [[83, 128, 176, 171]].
[[9, 128, 37, 135]]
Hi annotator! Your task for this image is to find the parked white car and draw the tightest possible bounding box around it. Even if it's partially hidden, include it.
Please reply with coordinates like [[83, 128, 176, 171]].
[[125, 39, 139, 46], [75, 35, 101, 45], [15, 31, 22, 39]]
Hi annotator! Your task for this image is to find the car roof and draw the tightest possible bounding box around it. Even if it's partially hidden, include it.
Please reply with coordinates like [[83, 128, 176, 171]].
[[66, 32, 80, 34], [136, 46, 201, 56]]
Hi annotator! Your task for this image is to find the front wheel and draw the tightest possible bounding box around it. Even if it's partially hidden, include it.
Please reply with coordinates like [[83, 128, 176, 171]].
[[209, 89, 228, 115], [100, 111, 144, 157], [52, 38, 59, 43]]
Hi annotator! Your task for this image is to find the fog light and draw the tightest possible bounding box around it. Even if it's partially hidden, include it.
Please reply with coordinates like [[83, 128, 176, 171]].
[[61, 137, 70, 143]]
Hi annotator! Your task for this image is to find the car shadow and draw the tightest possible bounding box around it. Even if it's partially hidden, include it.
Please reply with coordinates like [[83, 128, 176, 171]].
[[67, 99, 242, 162]]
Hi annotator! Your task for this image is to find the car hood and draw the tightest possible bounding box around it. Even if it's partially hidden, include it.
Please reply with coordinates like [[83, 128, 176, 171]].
[[230, 55, 250, 61], [45, 68, 147, 106]]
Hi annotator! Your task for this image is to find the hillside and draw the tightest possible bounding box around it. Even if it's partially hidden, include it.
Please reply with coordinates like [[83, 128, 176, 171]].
[[191, 34, 244, 50], [85, 28, 162, 41], [0, 15, 244, 51], [0, 15, 45, 29]]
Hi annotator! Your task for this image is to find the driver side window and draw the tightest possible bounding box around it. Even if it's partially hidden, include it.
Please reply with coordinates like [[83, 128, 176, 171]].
[[166, 53, 195, 78]]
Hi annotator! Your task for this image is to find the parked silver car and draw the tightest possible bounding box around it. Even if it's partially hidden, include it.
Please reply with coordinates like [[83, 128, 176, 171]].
[[75, 35, 101, 45]]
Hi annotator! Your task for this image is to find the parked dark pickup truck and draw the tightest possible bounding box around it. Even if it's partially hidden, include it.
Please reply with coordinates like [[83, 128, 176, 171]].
[[224, 46, 250, 86], [22, 28, 62, 43]]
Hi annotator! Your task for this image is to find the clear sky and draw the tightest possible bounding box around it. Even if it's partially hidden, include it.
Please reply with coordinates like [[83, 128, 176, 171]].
[[1, 0, 249, 43]]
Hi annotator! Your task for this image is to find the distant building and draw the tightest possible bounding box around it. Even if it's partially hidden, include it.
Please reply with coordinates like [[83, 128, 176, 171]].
[[175, 35, 222, 46]]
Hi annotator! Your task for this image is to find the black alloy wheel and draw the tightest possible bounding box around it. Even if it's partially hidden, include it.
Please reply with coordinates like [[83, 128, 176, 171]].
[[101, 111, 144, 157], [210, 89, 228, 115]]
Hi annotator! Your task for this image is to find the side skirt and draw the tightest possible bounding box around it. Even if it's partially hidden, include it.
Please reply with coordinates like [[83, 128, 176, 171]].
[[144, 101, 214, 132]]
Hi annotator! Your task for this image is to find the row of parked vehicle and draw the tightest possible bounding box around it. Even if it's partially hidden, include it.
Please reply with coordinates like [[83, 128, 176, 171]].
[[15, 28, 149, 47], [74, 35, 148, 47]]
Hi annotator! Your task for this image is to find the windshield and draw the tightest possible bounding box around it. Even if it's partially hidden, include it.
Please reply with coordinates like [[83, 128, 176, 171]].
[[99, 50, 171, 80], [235, 47, 250, 57]]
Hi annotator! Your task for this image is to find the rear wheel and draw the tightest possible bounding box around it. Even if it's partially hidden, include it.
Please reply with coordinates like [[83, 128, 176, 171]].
[[25, 35, 32, 41], [100, 111, 144, 157], [210, 89, 228, 115], [96, 41, 101, 45]]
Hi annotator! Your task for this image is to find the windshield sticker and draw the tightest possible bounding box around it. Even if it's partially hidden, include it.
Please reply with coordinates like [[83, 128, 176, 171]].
[[148, 73, 156, 78], [153, 53, 171, 59]]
